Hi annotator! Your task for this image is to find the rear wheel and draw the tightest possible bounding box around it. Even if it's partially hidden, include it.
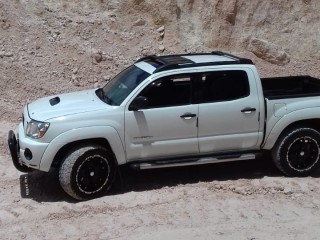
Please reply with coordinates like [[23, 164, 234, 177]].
[[272, 127, 320, 176], [59, 145, 116, 200]]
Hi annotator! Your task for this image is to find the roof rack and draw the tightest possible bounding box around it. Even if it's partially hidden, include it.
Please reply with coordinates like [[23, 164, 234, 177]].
[[135, 51, 254, 73], [135, 55, 170, 65]]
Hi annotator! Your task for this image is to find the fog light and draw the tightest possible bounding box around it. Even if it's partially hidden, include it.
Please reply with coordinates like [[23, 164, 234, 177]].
[[24, 148, 33, 160]]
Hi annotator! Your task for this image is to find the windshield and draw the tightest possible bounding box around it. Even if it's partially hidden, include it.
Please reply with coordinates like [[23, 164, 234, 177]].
[[97, 65, 150, 106]]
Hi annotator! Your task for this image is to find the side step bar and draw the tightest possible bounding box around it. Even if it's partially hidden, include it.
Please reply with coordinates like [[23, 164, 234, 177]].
[[130, 153, 256, 170]]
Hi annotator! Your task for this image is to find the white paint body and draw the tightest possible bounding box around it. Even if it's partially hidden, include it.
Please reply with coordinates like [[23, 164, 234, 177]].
[[15, 56, 320, 172]]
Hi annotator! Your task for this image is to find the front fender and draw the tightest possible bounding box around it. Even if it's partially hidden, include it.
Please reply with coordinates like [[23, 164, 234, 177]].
[[40, 126, 126, 172], [263, 107, 320, 150]]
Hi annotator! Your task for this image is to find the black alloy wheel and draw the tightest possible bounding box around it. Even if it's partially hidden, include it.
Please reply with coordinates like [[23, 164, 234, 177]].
[[272, 127, 320, 176]]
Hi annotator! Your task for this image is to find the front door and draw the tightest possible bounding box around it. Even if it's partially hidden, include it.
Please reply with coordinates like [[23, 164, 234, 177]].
[[125, 74, 199, 161]]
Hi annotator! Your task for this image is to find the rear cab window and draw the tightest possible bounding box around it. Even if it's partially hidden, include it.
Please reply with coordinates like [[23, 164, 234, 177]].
[[200, 70, 250, 103]]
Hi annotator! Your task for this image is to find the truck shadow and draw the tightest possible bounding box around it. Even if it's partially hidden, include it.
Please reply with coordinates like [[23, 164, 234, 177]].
[[122, 156, 280, 192], [19, 169, 71, 202], [19, 155, 320, 203]]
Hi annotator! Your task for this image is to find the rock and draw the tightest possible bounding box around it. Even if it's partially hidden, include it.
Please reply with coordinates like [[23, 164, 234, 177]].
[[5, 52, 13, 57], [158, 45, 165, 52], [103, 75, 111, 81], [274, 186, 284, 192], [0, 51, 4, 57], [269, 188, 276, 194], [283, 188, 292, 194], [133, 18, 146, 27], [73, 80, 80, 87], [224, 0, 238, 25], [72, 68, 79, 74], [0, 18, 10, 30], [247, 38, 290, 65], [157, 26, 165, 33], [234, 187, 246, 195], [105, 55, 113, 61], [282, 28, 291, 33], [141, 48, 152, 56], [94, 82, 100, 88], [94, 53, 103, 63]]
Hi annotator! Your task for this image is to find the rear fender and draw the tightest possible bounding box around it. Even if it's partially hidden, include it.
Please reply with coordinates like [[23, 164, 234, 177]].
[[263, 107, 320, 149]]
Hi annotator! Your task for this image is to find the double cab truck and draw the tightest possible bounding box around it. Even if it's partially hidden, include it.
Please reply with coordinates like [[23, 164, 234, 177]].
[[8, 51, 320, 200]]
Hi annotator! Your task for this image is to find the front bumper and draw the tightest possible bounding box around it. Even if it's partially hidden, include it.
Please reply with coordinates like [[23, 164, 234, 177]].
[[8, 130, 33, 172], [8, 123, 49, 172]]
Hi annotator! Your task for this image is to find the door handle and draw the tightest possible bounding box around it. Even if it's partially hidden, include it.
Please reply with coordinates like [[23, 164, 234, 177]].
[[241, 107, 256, 113], [180, 113, 197, 119]]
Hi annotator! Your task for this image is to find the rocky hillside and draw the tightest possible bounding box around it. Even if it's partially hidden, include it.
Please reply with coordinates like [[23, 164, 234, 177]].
[[0, 0, 320, 121]]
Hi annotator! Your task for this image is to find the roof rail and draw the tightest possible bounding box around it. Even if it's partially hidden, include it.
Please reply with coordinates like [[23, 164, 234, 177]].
[[135, 55, 169, 65], [136, 51, 254, 73], [211, 51, 253, 63]]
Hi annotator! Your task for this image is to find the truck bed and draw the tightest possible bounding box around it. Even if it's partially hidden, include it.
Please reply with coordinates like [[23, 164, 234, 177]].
[[262, 76, 320, 99]]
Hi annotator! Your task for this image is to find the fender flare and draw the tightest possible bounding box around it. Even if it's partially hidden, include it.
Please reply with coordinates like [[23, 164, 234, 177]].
[[263, 107, 320, 149], [40, 126, 126, 172]]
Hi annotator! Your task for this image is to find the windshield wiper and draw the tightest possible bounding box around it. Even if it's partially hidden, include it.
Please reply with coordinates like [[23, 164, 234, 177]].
[[96, 88, 115, 105], [96, 88, 105, 99], [105, 95, 115, 105]]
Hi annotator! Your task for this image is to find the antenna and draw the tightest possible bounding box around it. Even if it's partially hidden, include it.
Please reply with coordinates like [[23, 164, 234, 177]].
[[90, 41, 94, 88]]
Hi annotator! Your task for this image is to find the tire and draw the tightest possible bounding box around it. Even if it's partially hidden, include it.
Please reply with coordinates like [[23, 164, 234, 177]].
[[272, 127, 320, 176], [59, 145, 116, 200]]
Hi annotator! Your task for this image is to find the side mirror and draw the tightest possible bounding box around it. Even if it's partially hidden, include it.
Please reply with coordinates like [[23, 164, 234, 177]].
[[129, 96, 149, 111]]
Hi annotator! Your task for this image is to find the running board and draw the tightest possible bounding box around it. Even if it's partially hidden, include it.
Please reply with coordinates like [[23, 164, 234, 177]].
[[129, 153, 256, 170]]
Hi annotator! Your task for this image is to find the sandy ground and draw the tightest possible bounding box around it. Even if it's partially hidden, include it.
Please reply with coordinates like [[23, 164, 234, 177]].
[[1, 54, 320, 239], [1, 122, 320, 240], [1, 1, 320, 239]]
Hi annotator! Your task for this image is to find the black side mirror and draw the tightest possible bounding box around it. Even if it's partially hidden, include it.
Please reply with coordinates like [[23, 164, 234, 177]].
[[129, 96, 149, 111]]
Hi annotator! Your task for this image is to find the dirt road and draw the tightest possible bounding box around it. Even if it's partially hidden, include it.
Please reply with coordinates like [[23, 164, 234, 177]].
[[1, 121, 320, 240]]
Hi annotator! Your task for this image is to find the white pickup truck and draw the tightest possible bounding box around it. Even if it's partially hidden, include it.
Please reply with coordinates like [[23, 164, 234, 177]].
[[8, 51, 320, 200]]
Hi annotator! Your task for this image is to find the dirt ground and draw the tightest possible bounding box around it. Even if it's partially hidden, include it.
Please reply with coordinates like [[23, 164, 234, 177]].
[[1, 120, 320, 240], [1, 1, 320, 239], [2, 48, 320, 240]]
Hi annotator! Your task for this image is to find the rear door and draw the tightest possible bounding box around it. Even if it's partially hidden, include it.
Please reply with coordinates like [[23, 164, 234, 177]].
[[197, 68, 261, 153], [125, 73, 199, 161]]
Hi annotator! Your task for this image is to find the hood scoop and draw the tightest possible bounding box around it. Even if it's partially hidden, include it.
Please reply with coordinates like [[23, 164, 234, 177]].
[[28, 89, 109, 121], [49, 96, 60, 106]]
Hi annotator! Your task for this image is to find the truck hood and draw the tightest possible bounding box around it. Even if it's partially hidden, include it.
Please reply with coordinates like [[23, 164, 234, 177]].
[[27, 89, 110, 121]]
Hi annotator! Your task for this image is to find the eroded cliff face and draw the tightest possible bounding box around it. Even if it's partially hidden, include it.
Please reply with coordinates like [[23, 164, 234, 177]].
[[119, 0, 320, 58], [0, 0, 319, 119], [6, 0, 320, 58]]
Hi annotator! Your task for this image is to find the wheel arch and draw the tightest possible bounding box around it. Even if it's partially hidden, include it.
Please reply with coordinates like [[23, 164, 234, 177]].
[[40, 126, 126, 172], [51, 138, 114, 168], [264, 117, 320, 150]]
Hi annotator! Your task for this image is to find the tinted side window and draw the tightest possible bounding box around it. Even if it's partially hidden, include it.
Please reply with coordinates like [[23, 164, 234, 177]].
[[201, 70, 249, 103], [139, 75, 191, 108]]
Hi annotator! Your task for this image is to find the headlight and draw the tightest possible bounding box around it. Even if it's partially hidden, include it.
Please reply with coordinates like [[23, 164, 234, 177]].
[[26, 120, 50, 139]]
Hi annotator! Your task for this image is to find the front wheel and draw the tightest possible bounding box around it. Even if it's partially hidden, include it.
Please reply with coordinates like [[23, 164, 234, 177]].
[[272, 127, 320, 176], [59, 145, 116, 200]]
